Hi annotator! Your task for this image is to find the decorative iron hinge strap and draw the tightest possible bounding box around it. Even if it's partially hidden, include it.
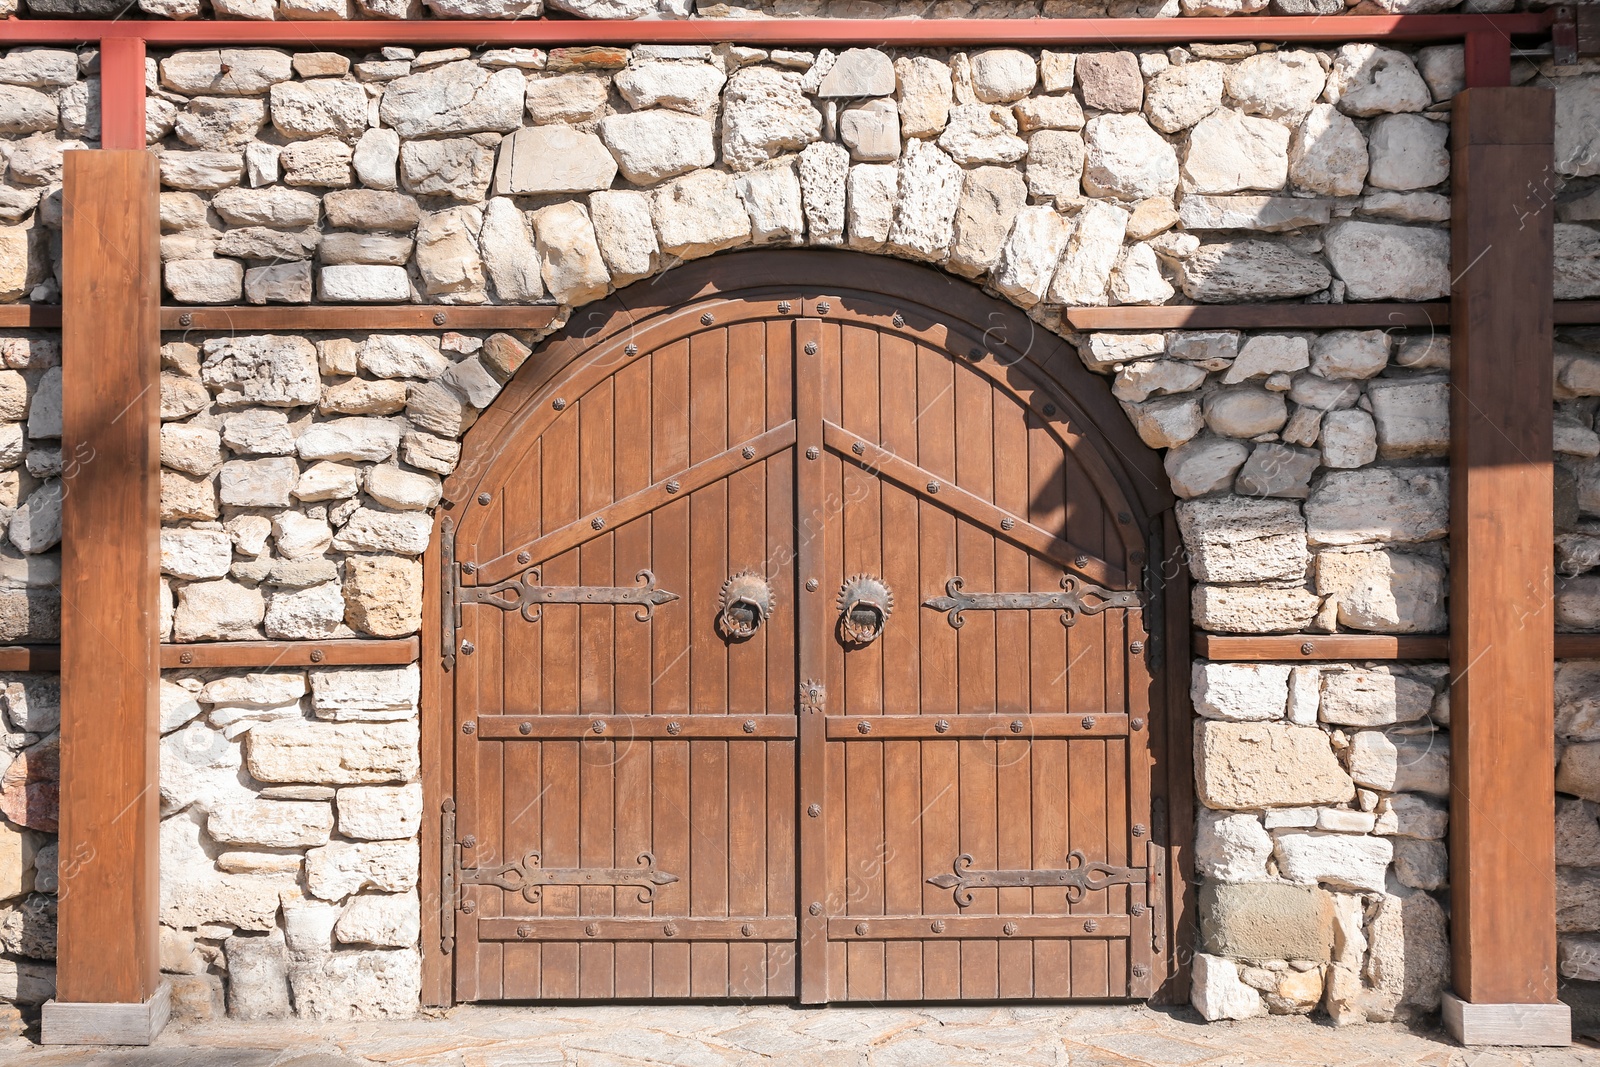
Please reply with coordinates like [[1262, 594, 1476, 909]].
[[928, 851, 1143, 907], [458, 851, 679, 905], [441, 517, 457, 672], [458, 567, 679, 625], [440, 798, 456, 954], [923, 575, 1141, 629]]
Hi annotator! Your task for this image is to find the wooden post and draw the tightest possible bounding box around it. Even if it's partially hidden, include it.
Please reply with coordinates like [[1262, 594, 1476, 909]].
[[42, 150, 166, 1045], [1443, 87, 1569, 1047]]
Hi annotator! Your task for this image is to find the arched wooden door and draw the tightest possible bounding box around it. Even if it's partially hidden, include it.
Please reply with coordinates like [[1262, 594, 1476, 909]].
[[428, 253, 1182, 1005]]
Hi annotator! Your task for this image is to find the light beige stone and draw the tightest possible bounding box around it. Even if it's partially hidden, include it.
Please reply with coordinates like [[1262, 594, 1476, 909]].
[[1195, 721, 1355, 809]]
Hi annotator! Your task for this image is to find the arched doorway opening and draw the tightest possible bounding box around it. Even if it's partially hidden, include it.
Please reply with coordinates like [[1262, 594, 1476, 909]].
[[422, 251, 1188, 1006]]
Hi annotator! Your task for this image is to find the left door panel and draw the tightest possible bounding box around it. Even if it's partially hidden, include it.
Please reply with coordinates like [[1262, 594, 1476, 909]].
[[451, 313, 801, 1000]]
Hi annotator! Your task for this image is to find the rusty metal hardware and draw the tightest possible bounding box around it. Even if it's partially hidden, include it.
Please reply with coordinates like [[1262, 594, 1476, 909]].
[[1083, 919, 1099, 933], [701, 312, 715, 325], [799, 679, 825, 712], [924, 575, 1141, 629], [1131, 717, 1145, 731], [462, 721, 476, 735], [804, 342, 819, 355], [856, 922, 868, 936], [433, 312, 448, 326], [778, 301, 792, 314], [552, 398, 566, 410], [809, 902, 823, 915], [624, 343, 638, 356], [178, 312, 193, 328], [807, 803, 821, 818], [458, 567, 679, 625], [741, 923, 754, 937], [931, 920, 946, 933], [667, 720, 682, 735], [719, 570, 774, 640], [1081, 716, 1096, 730], [838, 574, 893, 646], [478, 493, 492, 506], [441, 798, 457, 954], [742, 719, 757, 733], [892, 312, 905, 327], [458, 850, 679, 905], [928, 851, 1144, 907], [1004, 922, 1018, 936], [1129, 641, 1144, 655], [442, 517, 458, 671], [935, 719, 950, 733], [816, 301, 831, 314]]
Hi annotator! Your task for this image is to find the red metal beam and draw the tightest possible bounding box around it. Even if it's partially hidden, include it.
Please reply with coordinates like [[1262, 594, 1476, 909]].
[[0, 13, 1556, 47], [1464, 28, 1512, 88], [98, 36, 145, 151]]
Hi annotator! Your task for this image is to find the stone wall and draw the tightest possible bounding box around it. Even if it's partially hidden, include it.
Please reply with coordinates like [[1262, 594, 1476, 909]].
[[0, 45, 85, 1021]]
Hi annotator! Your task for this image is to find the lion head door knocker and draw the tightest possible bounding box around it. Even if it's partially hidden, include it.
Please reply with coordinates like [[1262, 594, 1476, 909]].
[[837, 575, 893, 646], [718, 570, 774, 640]]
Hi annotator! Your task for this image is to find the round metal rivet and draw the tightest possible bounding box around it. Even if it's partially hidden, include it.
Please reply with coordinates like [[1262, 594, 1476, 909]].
[[935, 719, 950, 733], [1075, 555, 1089, 568], [743, 719, 757, 734], [804, 341, 818, 355], [518, 551, 531, 564], [1082, 716, 1096, 730], [461, 640, 475, 656], [892, 313, 905, 328], [461, 900, 476, 915], [664, 923, 678, 937], [1130, 641, 1144, 655], [852, 442, 865, 456], [743, 445, 756, 459], [806, 446, 820, 460], [806, 579, 819, 592], [857, 720, 872, 735], [519, 721, 532, 735], [591, 516, 605, 531], [1043, 403, 1057, 417], [855, 923, 868, 937], [741, 923, 754, 937], [625, 343, 638, 356], [1132, 823, 1146, 837], [178, 313, 193, 328], [1131, 903, 1147, 917], [1010, 720, 1025, 734], [310, 649, 325, 663], [433, 312, 448, 326], [517, 924, 532, 939], [1301, 641, 1316, 655], [969, 348, 983, 361], [809, 902, 823, 916], [585, 923, 599, 937], [701, 312, 715, 326], [816, 301, 831, 314], [666, 480, 681, 494], [1003, 922, 1018, 937], [461, 835, 476, 848], [1118, 512, 1132, 524], [778, 301, 792, 314], [552, 398, 567, 411], [462, 721, 476, 735], [807, 803, 821, 818], [1001, 517, 1015, 531], [667, 721, 682, 735], [927, 481, 940, 494], [931, 920, 946, 934], [1083, 919, 1099, 933], [462, 561, 477, 574], [180, 651, 194, 665], [1131, 718, 1145, 732], [1132, 964, 1149, 978], [591, 720, 607, 734]]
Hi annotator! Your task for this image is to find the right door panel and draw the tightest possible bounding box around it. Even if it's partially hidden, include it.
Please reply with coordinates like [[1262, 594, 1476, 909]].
[[806, 313, 1158, 1002]]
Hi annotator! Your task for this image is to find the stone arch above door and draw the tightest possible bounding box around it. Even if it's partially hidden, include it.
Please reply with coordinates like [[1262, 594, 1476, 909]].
[[422, 249, 1190, 1006]]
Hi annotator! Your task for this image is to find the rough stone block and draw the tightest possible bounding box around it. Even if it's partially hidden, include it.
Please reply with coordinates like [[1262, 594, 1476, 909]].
[[1195, 721, 1354, 810], [1200, 881, 1335, 962]]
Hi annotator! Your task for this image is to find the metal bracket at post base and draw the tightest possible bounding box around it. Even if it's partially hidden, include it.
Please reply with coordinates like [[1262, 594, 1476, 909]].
[[1441, 992, 1571, 1047], [41, 981, 171, 1045]]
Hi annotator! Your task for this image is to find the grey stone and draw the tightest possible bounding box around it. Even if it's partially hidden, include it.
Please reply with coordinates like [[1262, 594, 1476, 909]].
[[1200, 882, 1334, 962], [494, 125, 617, 196], [378, 62, 523, 139], [1306, 467, 1448, 546]]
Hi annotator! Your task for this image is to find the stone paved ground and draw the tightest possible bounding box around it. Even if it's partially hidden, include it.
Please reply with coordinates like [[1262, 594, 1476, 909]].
[[2, 1004, 1600, 1067]]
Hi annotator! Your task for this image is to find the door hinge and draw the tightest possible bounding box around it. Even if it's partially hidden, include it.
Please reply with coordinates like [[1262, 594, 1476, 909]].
[[1148, 800, 1167, 959], [441, 517, 458, 672], [440, 798, 456, 954]]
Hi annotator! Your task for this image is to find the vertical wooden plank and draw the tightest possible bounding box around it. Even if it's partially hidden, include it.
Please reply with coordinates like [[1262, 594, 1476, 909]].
[[1449, 87, 1559, 1011], [795, 315, 831, 1003], [55, 150, 160, 1009], [578, 383, 616, 999], [917, 343, 961, 1001], [878, 333, 923, 1002], [1160, 511, 1193, 1006]]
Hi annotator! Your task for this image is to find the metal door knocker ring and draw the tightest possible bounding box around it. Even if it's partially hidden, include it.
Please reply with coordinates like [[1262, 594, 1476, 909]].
[[719, 570, 774, 640], [837, 575, 893, 646]]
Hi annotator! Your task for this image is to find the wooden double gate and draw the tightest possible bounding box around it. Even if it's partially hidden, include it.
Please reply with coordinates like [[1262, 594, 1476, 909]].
[[435, 254, 1181, 1004]]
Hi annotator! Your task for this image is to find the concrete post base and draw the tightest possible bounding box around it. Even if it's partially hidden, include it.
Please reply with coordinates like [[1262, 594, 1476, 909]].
[[1442, 991, 1571, 1047], [40, 980, 171, 1046]]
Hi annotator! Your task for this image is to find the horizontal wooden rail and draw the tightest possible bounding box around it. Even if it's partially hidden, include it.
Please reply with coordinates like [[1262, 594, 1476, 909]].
[[0, 306, 60, 328], [1195, 633, 1449, 660], [0, 14, 1557, 47], [1557, 634, 1600, 658], [161, 638, 419, 668], [0, 645, 60, 671], [160, 306, 559, 332]]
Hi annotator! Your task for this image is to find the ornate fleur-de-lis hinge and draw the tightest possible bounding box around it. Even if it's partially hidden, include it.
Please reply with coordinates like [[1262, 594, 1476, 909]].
[[458, 851, 679, 905], [923, 574, 1141, 629], [927, 850, 1142, 907], [458, 567, 679, 624]]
